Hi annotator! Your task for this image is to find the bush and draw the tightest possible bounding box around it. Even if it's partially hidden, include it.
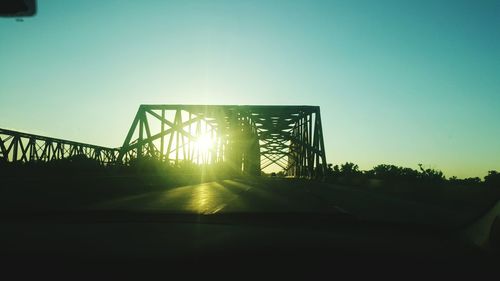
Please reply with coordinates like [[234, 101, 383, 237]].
[[485, 170, 500, 187]]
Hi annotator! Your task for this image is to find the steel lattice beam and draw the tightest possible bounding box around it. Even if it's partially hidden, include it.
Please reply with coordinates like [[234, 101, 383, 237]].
[[119, 105, 327, 179], [0, 104, 328, 179], [0, 128, 119, 165]]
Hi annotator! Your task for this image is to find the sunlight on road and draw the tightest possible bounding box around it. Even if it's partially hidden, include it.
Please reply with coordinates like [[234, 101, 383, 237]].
[[186, 182, 225, 214], [92, 179, 305, 214], [160, 181, 246, 214]]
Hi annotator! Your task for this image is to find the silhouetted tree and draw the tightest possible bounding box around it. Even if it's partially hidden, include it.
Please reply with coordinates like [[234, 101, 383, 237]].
[[370, 164, 420, 182], [326, 164, 340, 174], [485, 170, 500, 187], [340, 162, 361, 176], [418, 164, 445, 184], [325, 163, 340, 181], [448, 176, 482, 186]]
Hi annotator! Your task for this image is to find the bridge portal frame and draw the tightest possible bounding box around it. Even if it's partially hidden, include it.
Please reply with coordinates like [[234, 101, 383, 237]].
[[118, 105, 328, 179]]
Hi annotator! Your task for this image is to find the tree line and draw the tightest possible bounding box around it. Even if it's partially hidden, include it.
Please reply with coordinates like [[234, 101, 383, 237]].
[[324, 162, 500, 188], [1, 156, 499, 188]]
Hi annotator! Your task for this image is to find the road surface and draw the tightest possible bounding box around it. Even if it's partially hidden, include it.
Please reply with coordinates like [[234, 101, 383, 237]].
[[92, 177, 474, 227], [0, 176, 492, 271]]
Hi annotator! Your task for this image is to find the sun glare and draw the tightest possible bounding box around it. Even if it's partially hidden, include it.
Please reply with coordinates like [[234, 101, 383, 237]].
[[195, 134, 214, 154]]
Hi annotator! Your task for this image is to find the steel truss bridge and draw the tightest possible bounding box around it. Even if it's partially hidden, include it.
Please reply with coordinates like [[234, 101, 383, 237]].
[[1, 105, 327, 178]]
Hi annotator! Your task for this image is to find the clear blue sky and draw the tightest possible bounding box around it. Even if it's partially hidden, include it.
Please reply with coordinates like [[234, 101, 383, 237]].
[[1, 0, 499, 178]]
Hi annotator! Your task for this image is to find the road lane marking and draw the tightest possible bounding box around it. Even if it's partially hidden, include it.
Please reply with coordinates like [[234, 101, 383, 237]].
[[210, 203, 227, 214], [333, 206, 349, 214]]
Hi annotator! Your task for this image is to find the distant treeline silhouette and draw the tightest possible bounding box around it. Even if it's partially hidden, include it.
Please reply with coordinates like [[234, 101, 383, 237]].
[[324, 162, 500, 188], [1, 156, 499, 188]]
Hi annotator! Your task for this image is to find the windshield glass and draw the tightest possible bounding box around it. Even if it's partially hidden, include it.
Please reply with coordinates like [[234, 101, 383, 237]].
[[1, 0, 499, 229]]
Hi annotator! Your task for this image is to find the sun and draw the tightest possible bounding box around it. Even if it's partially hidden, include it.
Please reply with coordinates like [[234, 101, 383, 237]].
[[195, 134, 214, 154]]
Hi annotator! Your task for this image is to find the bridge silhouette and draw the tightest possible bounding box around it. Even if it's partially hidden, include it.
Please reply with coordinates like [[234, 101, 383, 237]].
[[0, 105, 327, 179]]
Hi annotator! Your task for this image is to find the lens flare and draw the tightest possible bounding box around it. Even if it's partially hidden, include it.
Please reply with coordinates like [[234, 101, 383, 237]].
[[195, 134, 213, 155]]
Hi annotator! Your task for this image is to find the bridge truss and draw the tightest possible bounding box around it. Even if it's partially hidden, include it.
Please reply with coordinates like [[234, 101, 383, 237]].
[[119, 105, 327, 178], [1, 104, 327, 179], [0, 128, 119, 165]]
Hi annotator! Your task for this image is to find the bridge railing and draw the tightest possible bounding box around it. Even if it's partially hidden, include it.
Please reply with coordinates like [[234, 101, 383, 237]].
[[0, 128, 119, 165]]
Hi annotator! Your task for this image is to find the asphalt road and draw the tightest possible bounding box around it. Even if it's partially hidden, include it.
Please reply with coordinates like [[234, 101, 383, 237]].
[[92, 177, 476, 227], [93, 178, 338, 214], [1, 176, 496, 273]]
